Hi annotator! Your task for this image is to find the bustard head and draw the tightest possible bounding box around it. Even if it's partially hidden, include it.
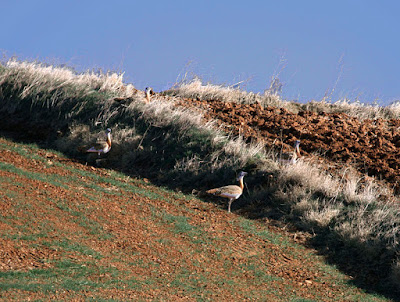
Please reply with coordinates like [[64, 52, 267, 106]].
[[237, 171, 248, 181]]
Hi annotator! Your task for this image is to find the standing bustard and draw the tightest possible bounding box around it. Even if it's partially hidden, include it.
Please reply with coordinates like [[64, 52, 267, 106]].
[[206, 171, 247, 213], [82, 128, 112, 156], [145, 87, 154, 102], [279, 140, 301, 164]]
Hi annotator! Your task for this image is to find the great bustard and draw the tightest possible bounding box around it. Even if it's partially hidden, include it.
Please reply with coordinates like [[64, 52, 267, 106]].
[[206, 171, 247, 213], [82, 128, 112, 156], [145, 87, 154, 102], [279, 140, 301, 164]]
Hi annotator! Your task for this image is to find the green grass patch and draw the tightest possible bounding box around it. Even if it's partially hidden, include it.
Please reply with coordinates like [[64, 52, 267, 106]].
[[239, 261, 282, 284], [162, 212, 201, 236], [53, 198, 113, 240], [236, 217, 295, 248], [0, 161, 69, 189], [43, 239, 102, 260], [0, 259, 119, 293]]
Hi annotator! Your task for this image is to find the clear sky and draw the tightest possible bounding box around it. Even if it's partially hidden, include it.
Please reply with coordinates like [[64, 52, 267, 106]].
[[2, 0, 400, 104]]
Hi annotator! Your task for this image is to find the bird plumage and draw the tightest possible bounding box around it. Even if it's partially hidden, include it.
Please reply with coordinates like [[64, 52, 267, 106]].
[[206, 171, 247, 213], [145, 87, 154, 102], [80, 128, 112, 156], [279, 140, 301, 164]]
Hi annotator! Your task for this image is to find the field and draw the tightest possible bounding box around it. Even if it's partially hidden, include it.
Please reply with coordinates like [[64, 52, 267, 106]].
[[1, 60, 400, 301], [0, 135, 389, 301]]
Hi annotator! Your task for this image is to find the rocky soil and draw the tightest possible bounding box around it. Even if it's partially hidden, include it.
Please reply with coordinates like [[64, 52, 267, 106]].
[[176, 98, 400, 194]]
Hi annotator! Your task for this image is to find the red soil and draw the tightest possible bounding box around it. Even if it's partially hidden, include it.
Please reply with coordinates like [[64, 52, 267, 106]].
[[176, 98, 400, 194]]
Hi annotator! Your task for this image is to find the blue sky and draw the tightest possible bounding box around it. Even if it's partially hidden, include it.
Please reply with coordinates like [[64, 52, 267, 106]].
[[2, 1, 400, 104]]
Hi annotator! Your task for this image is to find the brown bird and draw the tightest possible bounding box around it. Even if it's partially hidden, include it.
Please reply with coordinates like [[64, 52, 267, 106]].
[[145, 87, 154, 102], [279, 140, 301, 164], [81, 128, 112, 156], [206, 171, 247, 213]]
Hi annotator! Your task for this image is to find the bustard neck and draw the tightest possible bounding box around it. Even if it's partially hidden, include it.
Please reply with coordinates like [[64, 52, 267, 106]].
[[238, 177, 244, 190], [106, 133, 112, 147]]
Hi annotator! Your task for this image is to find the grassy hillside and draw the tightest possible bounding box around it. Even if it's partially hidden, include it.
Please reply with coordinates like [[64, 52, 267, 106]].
[[1, 59, 400, 299], [0, 135, 390, 301]]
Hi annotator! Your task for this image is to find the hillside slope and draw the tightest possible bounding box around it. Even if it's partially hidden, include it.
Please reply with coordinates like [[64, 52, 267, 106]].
[[1, 60, 400, 300], [175, 98, 400, 193], [0, 135, 390, 301]]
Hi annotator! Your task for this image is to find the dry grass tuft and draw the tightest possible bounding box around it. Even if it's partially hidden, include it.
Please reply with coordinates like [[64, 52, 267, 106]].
[[304, 203, 341, 228], [2, 60, 136, 100], [165, 78, 290, 109]]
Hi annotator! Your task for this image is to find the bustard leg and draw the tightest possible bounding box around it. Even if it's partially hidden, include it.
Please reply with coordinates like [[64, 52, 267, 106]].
[[228, 198, 234, 213]]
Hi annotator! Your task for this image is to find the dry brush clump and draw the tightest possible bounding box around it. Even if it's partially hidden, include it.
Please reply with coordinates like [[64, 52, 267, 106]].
[[1, 59, 400, 293], [273, 159, 400, 291], [303, 98, 400, 120], [164, 78, 293, 109], [1, 59, 136, 101]]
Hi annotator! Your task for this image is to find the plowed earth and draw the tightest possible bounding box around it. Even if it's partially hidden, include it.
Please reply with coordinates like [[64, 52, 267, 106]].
[[0, 136, 388, 301], [176, 98, 400, 193]]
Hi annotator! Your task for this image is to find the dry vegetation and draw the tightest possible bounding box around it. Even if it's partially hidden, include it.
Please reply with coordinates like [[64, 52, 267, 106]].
[[166, 77, 400, 120], [1, 59, 400, 298]]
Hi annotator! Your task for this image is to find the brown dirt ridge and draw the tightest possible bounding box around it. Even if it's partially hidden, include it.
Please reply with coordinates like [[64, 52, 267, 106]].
[[176, 98, 400, 193]]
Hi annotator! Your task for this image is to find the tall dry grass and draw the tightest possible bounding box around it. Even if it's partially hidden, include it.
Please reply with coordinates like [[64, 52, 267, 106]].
[[3, 59, 136, 98], [1, 59, 400, 294], [165, 77, 289, 109]]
